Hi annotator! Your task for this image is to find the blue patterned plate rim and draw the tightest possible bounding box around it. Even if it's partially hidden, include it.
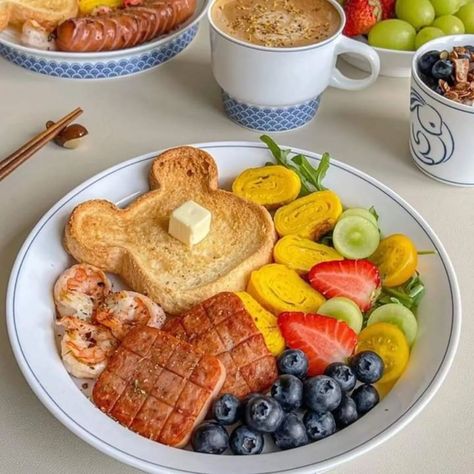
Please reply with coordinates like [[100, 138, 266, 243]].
[[0, 0, 209, 59]]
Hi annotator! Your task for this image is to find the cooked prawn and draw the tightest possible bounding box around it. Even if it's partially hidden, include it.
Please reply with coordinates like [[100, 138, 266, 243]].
[[54, 264, 112, 320], [58, 316, 118, 379], [93, 291, 166, 340]]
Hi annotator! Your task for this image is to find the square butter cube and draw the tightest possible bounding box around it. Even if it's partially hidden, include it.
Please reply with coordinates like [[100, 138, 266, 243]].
[[169, 200, 212, 246]]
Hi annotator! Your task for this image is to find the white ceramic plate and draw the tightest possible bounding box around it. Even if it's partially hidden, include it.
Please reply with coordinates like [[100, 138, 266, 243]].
[[6, 141, 461, 473], [343, 36, 414, 78], [0, 0, 209, 79]]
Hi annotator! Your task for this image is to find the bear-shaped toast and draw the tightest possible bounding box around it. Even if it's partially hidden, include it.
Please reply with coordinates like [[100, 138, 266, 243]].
[[65, 146, 277, 314]]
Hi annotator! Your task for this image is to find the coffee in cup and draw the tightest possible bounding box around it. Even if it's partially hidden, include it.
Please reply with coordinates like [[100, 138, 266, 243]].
[[211, 0, 341, 48]]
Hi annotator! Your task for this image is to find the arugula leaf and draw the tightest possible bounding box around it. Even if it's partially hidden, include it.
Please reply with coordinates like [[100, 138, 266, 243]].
[[374, 273, 426, 313], [417, 250, 437, 255], [369, 206, 379, 222], [260, 135, 291, 166], [260, 135, 331, 196]]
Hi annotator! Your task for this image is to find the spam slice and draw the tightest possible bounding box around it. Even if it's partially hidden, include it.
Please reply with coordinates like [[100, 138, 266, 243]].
[[93, 327, 225, 447]]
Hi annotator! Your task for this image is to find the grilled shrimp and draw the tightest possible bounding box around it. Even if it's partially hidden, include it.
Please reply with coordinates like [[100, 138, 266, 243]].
[[93, 291, 166, 340], [58, 316, 118, 379], [54, 264, 112, 320]]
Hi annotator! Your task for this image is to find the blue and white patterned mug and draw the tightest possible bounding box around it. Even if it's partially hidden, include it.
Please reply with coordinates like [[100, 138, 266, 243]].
[[410, 35, 474, 187], [208, 0, 380, 132]]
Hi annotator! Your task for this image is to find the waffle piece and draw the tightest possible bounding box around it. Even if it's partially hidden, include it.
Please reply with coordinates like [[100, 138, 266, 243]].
[[163, 292, 277, 398], [92, 327, 225, 447]]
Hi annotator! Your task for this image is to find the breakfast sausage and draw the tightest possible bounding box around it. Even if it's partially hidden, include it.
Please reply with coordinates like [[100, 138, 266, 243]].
[[55, 0, 197, 52]]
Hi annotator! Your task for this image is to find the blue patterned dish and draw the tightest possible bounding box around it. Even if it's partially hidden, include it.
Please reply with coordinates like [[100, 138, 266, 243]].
[[0, 0, 208, 80]]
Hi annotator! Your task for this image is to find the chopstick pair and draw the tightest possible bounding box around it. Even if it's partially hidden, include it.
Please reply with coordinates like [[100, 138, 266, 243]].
[[0, 107, 83, 182]]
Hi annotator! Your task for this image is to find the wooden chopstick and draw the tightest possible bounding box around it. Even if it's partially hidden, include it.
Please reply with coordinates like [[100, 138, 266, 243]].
[[0, 107, 83, 181]]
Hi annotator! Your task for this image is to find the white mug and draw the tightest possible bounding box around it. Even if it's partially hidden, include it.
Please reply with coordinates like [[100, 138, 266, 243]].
[[208, 0, 380, 132], [410, 35, 474, 187]]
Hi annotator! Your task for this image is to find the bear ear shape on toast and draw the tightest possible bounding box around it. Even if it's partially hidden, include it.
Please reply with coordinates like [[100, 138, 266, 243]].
[[149, 147, 218, 192]]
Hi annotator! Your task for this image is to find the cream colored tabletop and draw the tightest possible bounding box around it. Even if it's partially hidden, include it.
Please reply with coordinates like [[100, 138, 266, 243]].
[[0, 21, 472, 474]]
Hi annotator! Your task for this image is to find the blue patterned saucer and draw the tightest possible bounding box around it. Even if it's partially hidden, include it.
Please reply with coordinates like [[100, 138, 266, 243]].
[[222, 91, 321, 132], [0, 0, 208, 80]]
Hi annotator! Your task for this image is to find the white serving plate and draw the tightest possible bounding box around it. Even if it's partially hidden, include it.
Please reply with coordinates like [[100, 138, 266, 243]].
[[0, 0, 209, 79], [6, 141, 461, 473], [343, 36, 414, 78]]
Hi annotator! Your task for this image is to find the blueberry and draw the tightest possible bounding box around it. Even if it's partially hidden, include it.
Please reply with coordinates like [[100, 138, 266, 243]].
[[272, 413, 308, 450], [324, 363, 356, 392], [350, 351, 384, 384], [332, 394, 358, 428], [303, 411, 336, 441], [245, 395, 285, 433], [212, 393, 242, 425], [240, 392, 261, 421], [229, 425, 264, 455], [432, 59, 454, 80], [277, 349, 308, 378], [418, 50, 440, 76], [271, 374, 303, 411], [303, 375, 342, 412], [352, 384, 380, 416], [419, 73, 436, 88], [192, 421, 229, 454]]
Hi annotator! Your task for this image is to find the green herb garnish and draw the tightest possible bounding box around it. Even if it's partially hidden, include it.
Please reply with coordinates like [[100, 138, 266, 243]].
[[374, 273, 426, 313], [369, 206, 379, 222], [260, 135, 330, 196]]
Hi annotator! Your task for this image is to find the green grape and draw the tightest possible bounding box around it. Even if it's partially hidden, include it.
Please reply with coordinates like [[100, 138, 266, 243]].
[[456, 3, 474, 33], [368, 19, 416, 51], [395, 0, 435, 29], [415, 27, 445, 49], [430, 0, 461, 16], [432, 15, 466, 34]]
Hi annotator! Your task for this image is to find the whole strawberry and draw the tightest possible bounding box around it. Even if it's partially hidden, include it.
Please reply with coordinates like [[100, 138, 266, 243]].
[[380, 0, 396, 19], [343, 0, 382, 37]]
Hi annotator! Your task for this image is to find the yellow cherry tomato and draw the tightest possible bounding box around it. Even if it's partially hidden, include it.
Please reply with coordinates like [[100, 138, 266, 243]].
[[357, 322, 410, 384], [370, 234, 418, 287]]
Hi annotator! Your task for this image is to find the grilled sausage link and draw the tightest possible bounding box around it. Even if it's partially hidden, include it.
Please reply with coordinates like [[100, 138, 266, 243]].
[[56, 0, 197, 52]]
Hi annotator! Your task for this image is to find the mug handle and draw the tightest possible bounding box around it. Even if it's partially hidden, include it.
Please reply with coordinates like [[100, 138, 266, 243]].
[[330, 36, 380, 91]]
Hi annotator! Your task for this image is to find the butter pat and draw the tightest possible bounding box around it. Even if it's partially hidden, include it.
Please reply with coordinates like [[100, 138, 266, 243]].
[[169, 200, 212, 246]]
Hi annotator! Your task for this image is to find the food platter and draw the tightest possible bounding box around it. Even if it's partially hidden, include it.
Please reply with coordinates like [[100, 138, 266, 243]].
[[0, 0, 209, 80], [6, 141, 461, 473]]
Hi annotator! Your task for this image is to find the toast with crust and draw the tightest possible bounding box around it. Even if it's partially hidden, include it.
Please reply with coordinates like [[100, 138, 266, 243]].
[[65, 147, 277, 314], [0, 0, 78, 31]]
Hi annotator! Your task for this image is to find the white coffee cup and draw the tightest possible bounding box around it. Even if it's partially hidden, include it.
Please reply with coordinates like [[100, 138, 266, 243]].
[[208, 0, 380, 132], [410, 35, 474, 187]]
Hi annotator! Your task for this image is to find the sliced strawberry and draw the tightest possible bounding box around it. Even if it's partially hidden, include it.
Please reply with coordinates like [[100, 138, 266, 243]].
[[308, 260, 381, 312], [278, 312, 357, 376], [343, 0, 382, 37]]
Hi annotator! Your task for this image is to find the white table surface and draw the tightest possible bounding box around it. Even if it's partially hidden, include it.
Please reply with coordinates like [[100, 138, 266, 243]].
[[0, 21, 473, 474]]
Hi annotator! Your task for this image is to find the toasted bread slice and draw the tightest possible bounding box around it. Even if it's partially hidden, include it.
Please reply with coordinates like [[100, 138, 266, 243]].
[[0, 0, 78, 31], [65, 147, 277, 314]]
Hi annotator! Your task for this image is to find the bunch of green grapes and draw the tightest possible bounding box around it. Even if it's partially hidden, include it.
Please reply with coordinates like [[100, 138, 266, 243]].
[[368, 0, 474, 51]]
